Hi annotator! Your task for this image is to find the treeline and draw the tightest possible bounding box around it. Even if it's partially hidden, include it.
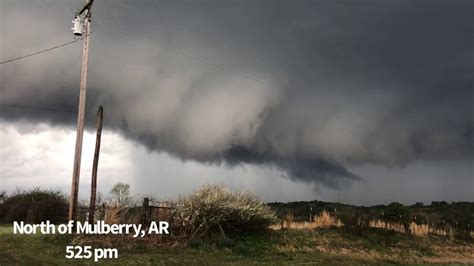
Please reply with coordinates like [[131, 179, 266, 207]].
[[268, 200, 474, 238]]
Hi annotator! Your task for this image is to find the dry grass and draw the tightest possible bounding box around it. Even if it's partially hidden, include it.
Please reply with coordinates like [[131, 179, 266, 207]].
[[274, 228, 474, 264], [271, 212, 474, 240], [270, 210, 343, 230], [369, 219, 457, 236]]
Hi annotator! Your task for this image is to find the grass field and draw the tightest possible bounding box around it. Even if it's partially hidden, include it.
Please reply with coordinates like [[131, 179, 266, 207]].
[[1, 225, 473, 265]]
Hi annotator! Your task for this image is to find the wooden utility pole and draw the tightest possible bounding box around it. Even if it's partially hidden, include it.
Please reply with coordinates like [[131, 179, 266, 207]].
[[69, 0, 94, 221], [88, 106, 103, 223]]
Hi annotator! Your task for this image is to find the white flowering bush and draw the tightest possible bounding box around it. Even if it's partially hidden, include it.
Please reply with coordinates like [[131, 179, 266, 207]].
[[172, 184, 277, 239]]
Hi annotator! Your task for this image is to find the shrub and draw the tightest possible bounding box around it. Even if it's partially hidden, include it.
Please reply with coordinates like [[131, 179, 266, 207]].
[[0, 189, 68, 224], [172, 184, 277, 240], [382, 202, 411, 234]]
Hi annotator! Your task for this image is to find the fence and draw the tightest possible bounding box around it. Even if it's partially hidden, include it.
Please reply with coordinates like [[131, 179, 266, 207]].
[[270, 210, 343, 230], [102, 198, 175, 225]]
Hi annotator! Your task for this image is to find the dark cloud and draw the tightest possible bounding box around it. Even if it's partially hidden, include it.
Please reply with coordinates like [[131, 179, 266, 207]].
[[1, 0, 473, 189], [223, 145, 360, 188]]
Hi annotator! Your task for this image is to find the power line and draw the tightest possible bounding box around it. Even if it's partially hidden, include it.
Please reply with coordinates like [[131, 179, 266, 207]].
[[1, 132, 75, 177], [175, 49, 273, 87], [0, 39, 81, 65], [103, 3, 273, 81], [0, 116, 95, 177], [96, 15, 273, 88], [0, 104, 95, 115]]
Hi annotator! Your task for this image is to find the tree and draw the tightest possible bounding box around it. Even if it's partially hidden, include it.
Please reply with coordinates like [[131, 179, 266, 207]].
[[109, 183, 132, 207]]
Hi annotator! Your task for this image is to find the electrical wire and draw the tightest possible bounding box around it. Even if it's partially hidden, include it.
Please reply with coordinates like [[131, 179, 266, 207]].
[[0, 104, 95, 115], [0, 116, 96, 177], [96, 15, 273, 87], [0, 39, 81, 65]]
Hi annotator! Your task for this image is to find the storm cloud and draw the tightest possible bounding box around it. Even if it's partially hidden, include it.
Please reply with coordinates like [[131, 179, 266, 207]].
[[1, 0, 473, 189]]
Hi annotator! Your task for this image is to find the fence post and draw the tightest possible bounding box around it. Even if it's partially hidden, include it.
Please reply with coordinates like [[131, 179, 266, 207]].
[[141, 197, 151, 225], [99, 203, 106, 221]]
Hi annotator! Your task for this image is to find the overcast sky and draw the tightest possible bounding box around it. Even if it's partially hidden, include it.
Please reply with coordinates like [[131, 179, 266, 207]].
[[1, 0, 473, 205]]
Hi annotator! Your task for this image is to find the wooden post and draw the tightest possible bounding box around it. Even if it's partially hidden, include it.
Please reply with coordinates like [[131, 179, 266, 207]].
[[99, 203, 106, 221], [141, 197, 151, 225], [69, 0, 93, 221], [88, 106, 103, 224]]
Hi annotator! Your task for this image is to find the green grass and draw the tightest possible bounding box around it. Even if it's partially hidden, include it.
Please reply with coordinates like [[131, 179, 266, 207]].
[[0, 225, 12, 234], [0, 225, 472, 265]]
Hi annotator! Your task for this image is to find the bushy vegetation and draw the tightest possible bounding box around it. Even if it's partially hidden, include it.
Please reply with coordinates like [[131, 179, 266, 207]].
[[381, 202, 412, 233], [268, 200, 474, 239], [0, 189, 68, 224], [172, 184, 277, 240]]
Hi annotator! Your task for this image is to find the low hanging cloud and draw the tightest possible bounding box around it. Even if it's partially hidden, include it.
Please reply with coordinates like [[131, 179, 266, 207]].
[[1, 0, 472, 189]]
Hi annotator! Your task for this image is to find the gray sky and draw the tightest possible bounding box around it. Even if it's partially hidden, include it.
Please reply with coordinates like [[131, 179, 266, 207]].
[[1, 0, 473, 205]]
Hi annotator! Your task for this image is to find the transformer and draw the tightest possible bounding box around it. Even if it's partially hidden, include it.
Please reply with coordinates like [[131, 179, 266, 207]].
[[72, 17, 84, 36]]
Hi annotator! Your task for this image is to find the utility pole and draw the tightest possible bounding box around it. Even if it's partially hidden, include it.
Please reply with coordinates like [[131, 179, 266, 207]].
[[69, 0, 94, 221], [88, 106, 103, 224]]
